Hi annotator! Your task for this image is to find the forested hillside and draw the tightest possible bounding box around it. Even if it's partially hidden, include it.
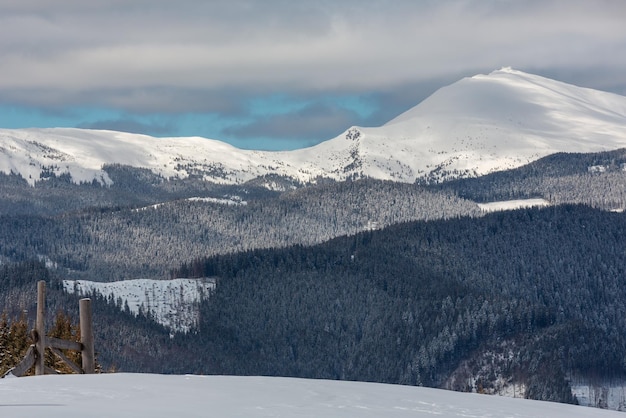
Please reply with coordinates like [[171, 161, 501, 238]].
[[3, 147, 626, 407], [0, 177, 479, 281], [438, 149, 626, 209], [172, 204, 626, 404], [2, 204, 626, 405], [1, 149, 625, 283]]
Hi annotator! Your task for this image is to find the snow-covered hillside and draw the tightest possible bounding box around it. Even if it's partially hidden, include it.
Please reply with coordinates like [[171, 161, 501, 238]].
[[0, 374, 623, 418], [346, 67, 626, 182], [1, 68, 625, 186], [63, 278, 215, 332]]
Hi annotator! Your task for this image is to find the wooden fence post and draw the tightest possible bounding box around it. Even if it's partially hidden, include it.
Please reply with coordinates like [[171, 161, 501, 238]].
[[79, 298, 95, 374], [35, 280, 46, 376]]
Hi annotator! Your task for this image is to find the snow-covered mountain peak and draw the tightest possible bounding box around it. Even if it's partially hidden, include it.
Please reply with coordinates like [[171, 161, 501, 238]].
[[386, 67, 626, 127], [1, 69, 626, 186], [367, 68, 626, 181]]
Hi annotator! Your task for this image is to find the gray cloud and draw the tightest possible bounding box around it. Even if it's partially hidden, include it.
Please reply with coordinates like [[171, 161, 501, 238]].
[[0, 86, 249, 116], [1, 1, 624, 97], [224, 102, 364, 143], [0, 0, 624, 148]]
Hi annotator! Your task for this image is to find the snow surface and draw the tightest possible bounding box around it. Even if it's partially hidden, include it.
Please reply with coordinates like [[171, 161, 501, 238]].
[[571, 381, 626, 411], [63, 278, 215, 332], [0, 374, 623, 418], [186, 196, 247, 205], [1, 68, 625, 185], [477, 198, 550, 213], [132, 196, 246, 212]]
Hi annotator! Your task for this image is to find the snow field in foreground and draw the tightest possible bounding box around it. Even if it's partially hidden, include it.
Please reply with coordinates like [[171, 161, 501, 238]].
[[0, 374, 623, 418]]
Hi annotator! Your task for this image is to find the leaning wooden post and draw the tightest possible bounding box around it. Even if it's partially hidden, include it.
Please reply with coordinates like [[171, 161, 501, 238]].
[[79, 298, 95, 374], [35, 280, 46, 376]]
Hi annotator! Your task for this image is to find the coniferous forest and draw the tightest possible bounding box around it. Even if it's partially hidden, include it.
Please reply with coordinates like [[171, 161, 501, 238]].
[[171, 204, 626, 404], [2, 149, 626, 406]]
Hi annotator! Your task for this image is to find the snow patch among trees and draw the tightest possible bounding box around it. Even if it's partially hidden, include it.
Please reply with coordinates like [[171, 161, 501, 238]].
[[63, 278, 215, 332], [477, 198, 550, 213]]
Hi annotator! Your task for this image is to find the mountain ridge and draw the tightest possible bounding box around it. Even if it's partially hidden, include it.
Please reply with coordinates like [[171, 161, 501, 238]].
[[1, 68, 626, 186]]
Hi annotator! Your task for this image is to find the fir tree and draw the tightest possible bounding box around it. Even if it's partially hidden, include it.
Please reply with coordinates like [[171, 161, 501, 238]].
[[46, 310, 82, 374], [0, 313, 31, 376], [0, 312, 10, 374]]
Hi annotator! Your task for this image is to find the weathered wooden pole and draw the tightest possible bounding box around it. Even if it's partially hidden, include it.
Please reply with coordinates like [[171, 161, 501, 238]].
[[79, 298, 95, 374], [35, 280, 46, 375]]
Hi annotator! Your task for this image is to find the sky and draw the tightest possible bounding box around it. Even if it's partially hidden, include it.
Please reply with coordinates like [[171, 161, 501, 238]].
[[0, 0, 625, 150]]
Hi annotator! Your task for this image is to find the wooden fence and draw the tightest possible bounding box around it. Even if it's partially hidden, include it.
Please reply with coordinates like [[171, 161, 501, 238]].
[[1, 280, 95, 377]]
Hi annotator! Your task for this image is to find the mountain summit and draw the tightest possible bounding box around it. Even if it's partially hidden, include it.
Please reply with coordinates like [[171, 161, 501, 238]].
[[363, 67, 626, 181], [1, 68, 626, 186]]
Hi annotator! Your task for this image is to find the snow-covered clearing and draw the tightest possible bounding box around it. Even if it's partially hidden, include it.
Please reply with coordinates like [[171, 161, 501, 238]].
[[0, 374, 622, 418], [132, 196, 246, 212], [477, 198, 550, 213], [63, 278, 215, 332], [186, 196, 247, 205]]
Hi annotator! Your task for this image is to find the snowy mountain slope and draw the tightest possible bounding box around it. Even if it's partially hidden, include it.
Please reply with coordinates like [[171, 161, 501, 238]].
[[0, 128, 302, 186], [300, 67, 626, 183], [63, 278, 215, 332], [1, 68, 625, 186], [366, 67, 626, 181], [0, 374, 623, 418]]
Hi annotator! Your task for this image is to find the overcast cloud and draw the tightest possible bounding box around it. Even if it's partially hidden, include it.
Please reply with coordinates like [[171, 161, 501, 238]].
[[0, 0, 624, 149]]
